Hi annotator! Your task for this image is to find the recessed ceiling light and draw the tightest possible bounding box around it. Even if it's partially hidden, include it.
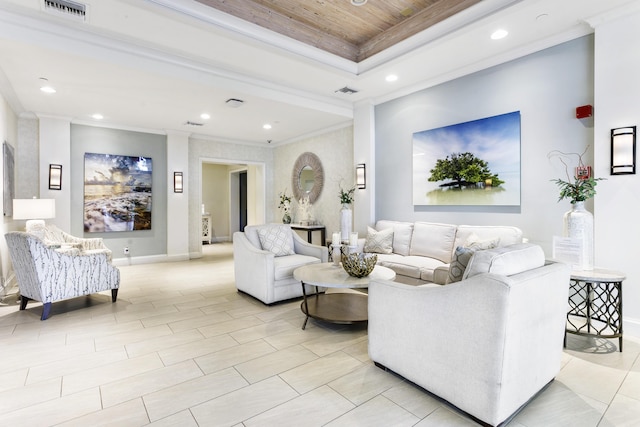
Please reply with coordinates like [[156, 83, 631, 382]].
[[491, 29, 508, 40], [39, 77, 56, 94], [263, 124, 272, 130], [385, 74, 398, 82], [92, 113, 103, 120], [351, 0, 367, 5], [200, 113, 210, 120]]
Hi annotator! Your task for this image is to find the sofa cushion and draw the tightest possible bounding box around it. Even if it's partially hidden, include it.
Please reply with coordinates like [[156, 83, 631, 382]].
[[257, 225, 295, 257], [377, 253, 445, 280], [409, 222, 457, 263], [463, 243, 545, 280], [364, 226, 393, 254], [376, 220, 413, 256]]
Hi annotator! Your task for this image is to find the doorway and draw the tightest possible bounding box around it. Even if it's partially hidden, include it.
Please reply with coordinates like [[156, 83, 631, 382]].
[[202, 160, 265, 243]]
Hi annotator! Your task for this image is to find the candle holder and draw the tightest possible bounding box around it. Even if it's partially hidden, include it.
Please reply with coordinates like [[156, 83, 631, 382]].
[[332, 243, 342, 267]]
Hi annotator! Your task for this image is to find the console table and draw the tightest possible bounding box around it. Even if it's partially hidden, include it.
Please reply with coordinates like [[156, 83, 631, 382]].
[[291, 224, 326, 246], [565, 268, 625, 351]]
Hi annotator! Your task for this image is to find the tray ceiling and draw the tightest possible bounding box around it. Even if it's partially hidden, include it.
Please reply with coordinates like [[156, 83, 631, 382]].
[[194, 0, 482, 62]]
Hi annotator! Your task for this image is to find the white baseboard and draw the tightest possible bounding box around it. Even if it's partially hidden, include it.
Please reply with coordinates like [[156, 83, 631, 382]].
[[112, 253, 190, 267]]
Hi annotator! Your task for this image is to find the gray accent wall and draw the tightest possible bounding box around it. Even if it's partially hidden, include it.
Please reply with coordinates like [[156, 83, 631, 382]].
[[374, 36, 595, 253], [70, 124, 168, 258]]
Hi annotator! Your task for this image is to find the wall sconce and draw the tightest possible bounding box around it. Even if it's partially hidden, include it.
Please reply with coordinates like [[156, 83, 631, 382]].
[[611, 126, 636, 175], [49, 164, 62, 190], [173, 172, 183, 193], [356, 163, 366, 189]]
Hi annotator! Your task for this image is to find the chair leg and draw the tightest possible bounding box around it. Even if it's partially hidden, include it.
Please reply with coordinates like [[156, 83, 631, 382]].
[[41, 303, 52, 321], [19, 295, 30, 310], [111, 289, 118, 303]]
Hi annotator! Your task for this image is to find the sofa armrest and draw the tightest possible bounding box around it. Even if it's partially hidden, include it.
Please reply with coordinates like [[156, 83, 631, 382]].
[[432, 265, 449, 285], [233, 231, 277, 301], [292, 232, 328, 262]]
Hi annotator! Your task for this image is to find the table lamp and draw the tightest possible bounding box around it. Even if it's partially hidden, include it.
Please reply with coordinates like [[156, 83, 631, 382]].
[[13, 198, 56, 238]]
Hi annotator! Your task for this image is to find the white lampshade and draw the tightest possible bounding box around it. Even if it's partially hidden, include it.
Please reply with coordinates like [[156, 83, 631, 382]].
[[13, 199, 56, 220]]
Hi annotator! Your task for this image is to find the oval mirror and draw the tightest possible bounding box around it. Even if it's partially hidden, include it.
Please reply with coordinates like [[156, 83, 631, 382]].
[[292, 152, 324, 204]]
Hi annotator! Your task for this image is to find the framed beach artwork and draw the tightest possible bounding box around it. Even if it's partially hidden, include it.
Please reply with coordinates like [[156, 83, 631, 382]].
[[84, 152, 152, 232], [412, 111, 521, 206]]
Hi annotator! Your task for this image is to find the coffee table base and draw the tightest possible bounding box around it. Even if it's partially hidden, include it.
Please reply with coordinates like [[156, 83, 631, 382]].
[[300, 293, 368, 330]]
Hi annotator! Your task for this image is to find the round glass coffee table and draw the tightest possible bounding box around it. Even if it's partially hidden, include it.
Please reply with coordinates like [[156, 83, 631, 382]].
[[293, 263, 396, 330]]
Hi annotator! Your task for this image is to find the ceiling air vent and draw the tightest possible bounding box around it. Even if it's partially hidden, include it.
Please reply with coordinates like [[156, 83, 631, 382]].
[[42, 0, 87, 21], [225, 98, 244, 108], [335, 86, 359, 94], [184, 121, 204, 127]]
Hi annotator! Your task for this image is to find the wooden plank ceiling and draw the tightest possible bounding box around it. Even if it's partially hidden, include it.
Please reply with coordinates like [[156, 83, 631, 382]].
[[194, 0, 482, 62]]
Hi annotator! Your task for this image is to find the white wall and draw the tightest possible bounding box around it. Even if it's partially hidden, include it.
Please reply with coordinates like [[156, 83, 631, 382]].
[[167, 131, 189, 261], [273, 126, 354, 240], [0, 93, 18, 295], [39, 116, 71, 231], [374, 36, 595, 254], [593, 8, 640, 336]]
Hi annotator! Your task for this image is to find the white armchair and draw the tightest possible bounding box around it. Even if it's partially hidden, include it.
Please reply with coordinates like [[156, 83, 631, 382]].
[[233, 224, 328, 304], [42, 224, 113, 260], [368, 243, 571, 426], [5, 231, 120, 320]]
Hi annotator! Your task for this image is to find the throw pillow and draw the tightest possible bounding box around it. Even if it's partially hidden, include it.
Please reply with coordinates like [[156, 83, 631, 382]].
[[364, 226, 393, 254], [464, 233, 500, 250], [447, 246, 476, 284], [257, 226, 295, 257]]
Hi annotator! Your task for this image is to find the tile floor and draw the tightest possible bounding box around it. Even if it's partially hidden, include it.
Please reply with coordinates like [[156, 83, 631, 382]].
[[1, 243, 639, 426]]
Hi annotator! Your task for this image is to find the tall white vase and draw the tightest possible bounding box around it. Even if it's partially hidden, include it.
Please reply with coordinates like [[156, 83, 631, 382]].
[[563, 201, 594, 270], [340, 204, 352, 242]]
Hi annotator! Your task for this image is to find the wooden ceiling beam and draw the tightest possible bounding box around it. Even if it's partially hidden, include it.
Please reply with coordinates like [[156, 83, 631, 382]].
[[357, 0, 483, 61], [196, 0, 360, 60]]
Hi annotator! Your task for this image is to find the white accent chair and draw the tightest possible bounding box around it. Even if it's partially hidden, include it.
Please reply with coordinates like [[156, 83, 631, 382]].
[[5, 231, 120, 320], [233, 224, 328, 304], [368, 243, 571, 426], [42, 224, 113, 260]]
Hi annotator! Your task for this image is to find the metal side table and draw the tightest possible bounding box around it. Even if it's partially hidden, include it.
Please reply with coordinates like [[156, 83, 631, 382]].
[[565, 268, 625, 351]]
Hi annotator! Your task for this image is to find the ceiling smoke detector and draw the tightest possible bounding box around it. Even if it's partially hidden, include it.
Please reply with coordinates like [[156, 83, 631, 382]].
[[225, 98, 244, 108], [42, 0, 87, 21], [335, 86, 359, 95]]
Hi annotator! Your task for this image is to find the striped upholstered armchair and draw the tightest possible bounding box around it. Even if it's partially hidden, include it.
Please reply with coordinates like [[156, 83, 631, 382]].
[[5, 231, 120, 320]]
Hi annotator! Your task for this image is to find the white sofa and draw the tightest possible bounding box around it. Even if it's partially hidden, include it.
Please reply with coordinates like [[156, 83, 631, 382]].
[[361, 220, 523, 285], [368, 243, 571, 426], [233, 224, 328, 304]]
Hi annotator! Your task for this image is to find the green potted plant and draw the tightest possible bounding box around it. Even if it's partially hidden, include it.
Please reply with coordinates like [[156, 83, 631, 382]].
[[339, 186, 355, 207], [551, 175, 602, 204]]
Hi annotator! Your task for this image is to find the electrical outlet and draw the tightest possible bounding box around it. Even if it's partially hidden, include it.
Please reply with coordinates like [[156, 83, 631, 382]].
[[124, 247, 130, 255]]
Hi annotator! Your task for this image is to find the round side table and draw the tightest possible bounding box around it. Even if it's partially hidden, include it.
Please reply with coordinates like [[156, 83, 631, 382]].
[[565, 268, 625, 352]]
